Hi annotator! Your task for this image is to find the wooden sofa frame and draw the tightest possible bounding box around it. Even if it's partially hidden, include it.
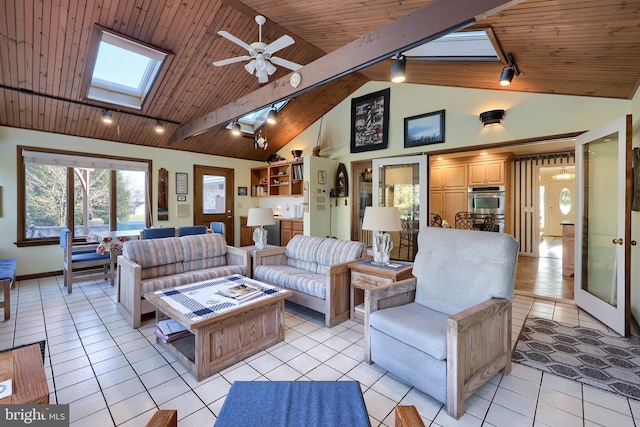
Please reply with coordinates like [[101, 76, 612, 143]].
[[253, 246, 368, 327], [117, 245, 249, 328], [365, 277, 512, 419]]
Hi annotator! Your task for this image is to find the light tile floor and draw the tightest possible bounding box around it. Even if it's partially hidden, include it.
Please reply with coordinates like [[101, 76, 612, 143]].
[[1, 276, 638, 427]]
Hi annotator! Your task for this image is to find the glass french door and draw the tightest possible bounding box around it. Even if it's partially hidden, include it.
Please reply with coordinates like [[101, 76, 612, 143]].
[[194, 165, 234, 245], [373, 155, 427, 261], [574, 115, 631, 337]]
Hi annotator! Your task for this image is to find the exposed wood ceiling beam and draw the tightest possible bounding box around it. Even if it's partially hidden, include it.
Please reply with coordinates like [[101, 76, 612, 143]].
[[174, 0, 523, 142]]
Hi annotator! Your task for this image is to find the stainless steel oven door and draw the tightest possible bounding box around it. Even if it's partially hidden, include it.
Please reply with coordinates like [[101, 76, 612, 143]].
[[468, 192, 505, 215]]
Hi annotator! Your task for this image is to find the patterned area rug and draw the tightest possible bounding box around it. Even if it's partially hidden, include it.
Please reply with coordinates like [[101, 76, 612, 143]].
[[513, 317, 640, 400]]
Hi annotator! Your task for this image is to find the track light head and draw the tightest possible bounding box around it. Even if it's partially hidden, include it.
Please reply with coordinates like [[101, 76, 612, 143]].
[[499, 52, 520, 86], [390, 55, 406, 83], [267, 106, 277, 125], [101, 109, 113, 125], [154, 120, 165, 134], [231, 121, 241, 136]]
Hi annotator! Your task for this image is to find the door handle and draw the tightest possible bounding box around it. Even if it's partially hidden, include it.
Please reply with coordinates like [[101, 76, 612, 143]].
[[612, 238, 623, 245]]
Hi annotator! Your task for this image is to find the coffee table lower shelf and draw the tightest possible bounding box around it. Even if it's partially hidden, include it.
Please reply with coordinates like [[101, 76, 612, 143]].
[[155, 297, 288, 381]]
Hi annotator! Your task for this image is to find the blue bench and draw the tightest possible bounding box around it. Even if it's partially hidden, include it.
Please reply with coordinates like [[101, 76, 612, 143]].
[[0, 258, 16, 320]]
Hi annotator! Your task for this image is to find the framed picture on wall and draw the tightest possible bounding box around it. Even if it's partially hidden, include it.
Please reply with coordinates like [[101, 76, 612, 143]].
[[404, 110, 445, 148], [350, 88, 390, 153], [176, 172, 188, 194]]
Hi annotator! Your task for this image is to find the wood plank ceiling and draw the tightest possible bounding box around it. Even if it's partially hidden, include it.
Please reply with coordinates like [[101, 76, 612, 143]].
[[1, 0, 639, 162]]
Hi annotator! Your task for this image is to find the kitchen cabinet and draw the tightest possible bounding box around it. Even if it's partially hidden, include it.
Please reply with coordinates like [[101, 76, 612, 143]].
[[280, 219, 303, 246], [468, 159, 506, 185], [430, 190, 467, 228], [430, 163, 467, 190], [239, 216, 253, 247]]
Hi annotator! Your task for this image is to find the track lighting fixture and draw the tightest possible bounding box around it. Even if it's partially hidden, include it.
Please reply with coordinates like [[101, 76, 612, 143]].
[[266, 106, 277, 125], [231, 121, 241, 136], [390, 55, 406, 83], [154, 120, 164, 134], [499, 53, 520, 86], [479, 109, 505, 127], [101, 109, 113, 125]]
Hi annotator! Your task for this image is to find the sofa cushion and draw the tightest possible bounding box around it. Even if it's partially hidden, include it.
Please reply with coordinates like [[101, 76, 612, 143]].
[[315, 239, 365, 274], [254, 265, 327, 299], [369, 302, 449, 360], [285, 235, 324, 272], [181, 233, 228, 271], [140, 265, 246, 296], [123, 237, 185, 280], [412, 227, 519, 316]]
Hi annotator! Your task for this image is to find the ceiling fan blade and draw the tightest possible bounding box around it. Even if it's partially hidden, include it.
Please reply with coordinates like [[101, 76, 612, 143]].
[[212, 56, 251, 66], [265, 35, 295, 55], [270, 56, 302, 71], [217, 31, 254, 52]]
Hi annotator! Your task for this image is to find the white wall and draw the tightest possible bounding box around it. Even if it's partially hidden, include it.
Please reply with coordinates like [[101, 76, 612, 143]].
[[279, 82, 631, 241], [0, 126, 261, 276]]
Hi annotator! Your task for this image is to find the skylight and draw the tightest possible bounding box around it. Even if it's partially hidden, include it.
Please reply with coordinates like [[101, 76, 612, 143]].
[[403, 29, 502, 61], [85, 29, 169, 110], [226, 101, 288, 135]]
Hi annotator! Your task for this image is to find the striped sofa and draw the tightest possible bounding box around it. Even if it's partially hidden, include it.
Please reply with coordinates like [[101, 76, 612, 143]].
[[117, 233, 250, 328], [254, 235, 367, 327]]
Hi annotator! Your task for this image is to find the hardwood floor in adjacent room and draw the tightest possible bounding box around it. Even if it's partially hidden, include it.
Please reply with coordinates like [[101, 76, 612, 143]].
[[515, 236, 574, 301]]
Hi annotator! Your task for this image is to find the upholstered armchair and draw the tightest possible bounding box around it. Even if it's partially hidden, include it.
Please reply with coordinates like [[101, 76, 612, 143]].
[[365, 227, 519, 419]]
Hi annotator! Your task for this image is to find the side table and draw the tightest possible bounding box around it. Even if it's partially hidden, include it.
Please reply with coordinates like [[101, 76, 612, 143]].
[[238, 245, 278, 278], [348, 259, 414, 324]]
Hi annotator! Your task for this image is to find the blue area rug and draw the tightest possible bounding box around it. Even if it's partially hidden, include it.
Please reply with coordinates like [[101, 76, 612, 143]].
[[513, 317, 640, 400]]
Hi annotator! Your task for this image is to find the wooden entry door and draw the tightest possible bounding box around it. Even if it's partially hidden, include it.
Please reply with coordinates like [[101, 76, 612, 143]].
[[194, 165, 234, 245]]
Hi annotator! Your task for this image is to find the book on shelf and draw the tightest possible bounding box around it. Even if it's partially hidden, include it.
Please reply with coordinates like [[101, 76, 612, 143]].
[[155, 319, 190, 343], [217, 282, 263, 301]]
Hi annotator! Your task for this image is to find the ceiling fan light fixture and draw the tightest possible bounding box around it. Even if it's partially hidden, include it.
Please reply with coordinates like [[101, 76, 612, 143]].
[[101, 109, 113, 125], [231, 121, 241, 136], [267, 106, 277, 125], [244, 61, 256, 75], [479, 109, 505, 127], [390, 55, 406, 83]]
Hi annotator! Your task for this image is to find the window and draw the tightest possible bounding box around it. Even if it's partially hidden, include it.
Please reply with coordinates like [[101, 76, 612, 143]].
[[18, 148, 151, 245], [84, 27, 171, 110], [226, 101, 288, 135], [403, 29, 502, 62]]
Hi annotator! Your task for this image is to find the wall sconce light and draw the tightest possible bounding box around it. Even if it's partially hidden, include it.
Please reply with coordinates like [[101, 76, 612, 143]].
[[266, 106, 277, 125], [479, 109, 505, 127], [154, 120, 165, 134], [231, 121, 241, 136], [499, 52, 520, 86], [101, 109, 113, 125], [390, 55, 406, 83]]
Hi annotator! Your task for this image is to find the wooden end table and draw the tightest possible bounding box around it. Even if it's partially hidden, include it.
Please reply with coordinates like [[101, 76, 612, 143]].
[[0, 343, 49, 404], [145, 275, 292, 381], [238, 245, 278, 278]]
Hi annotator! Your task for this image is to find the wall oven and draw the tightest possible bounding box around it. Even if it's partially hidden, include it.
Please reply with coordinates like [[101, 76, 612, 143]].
[[468, 186, 505, 232]]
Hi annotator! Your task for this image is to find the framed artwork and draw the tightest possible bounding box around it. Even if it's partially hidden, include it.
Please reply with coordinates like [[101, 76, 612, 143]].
[[177, 195, 187, 202], [350, 88, 390, 153], [404, 110, 445, 148], [158, 168, 168, 221], [238, 186, 248, 196], [176, 172, 188, 194], [318, 170, 327, 185]]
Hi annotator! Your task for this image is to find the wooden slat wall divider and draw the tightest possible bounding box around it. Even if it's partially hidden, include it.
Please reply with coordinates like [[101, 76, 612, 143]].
[[512, 152, 576, 255]]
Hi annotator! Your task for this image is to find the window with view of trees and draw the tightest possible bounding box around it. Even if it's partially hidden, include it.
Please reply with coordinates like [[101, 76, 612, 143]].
[[18, 147, 151, 244]]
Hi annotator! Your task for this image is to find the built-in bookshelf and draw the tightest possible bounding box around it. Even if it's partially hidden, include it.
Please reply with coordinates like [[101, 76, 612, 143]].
[[251, 158, 304, 197]]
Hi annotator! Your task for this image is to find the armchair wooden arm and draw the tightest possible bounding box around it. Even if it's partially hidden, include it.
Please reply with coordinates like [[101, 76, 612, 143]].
[[446, 298, 511, 419], [116, 255, 143, 328], [145, 410, 177, 427], [226, 246, 250, 276], [395, 406, 425, 427]]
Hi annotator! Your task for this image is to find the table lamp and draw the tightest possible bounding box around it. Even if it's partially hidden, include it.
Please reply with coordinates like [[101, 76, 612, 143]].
[[362, 206, 402, 266], [246, 207, 276, 250]]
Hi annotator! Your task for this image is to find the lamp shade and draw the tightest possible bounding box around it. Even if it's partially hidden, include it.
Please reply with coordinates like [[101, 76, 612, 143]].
[[246, 208, 276, 227], [362, 207, 402, 232]]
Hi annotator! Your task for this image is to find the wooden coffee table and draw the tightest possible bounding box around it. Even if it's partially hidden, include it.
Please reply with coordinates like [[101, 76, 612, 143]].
[[145, 275, 291, 381], [0, 343, 49, 404]]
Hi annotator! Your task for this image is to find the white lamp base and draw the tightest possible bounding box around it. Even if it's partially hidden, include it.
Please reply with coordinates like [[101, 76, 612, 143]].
[[372, 231, 393, 266], [253, 227, 268, 250]]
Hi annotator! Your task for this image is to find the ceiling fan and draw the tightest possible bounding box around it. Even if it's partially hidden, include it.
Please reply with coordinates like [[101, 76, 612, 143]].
[[213, 15, 302, 83]]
